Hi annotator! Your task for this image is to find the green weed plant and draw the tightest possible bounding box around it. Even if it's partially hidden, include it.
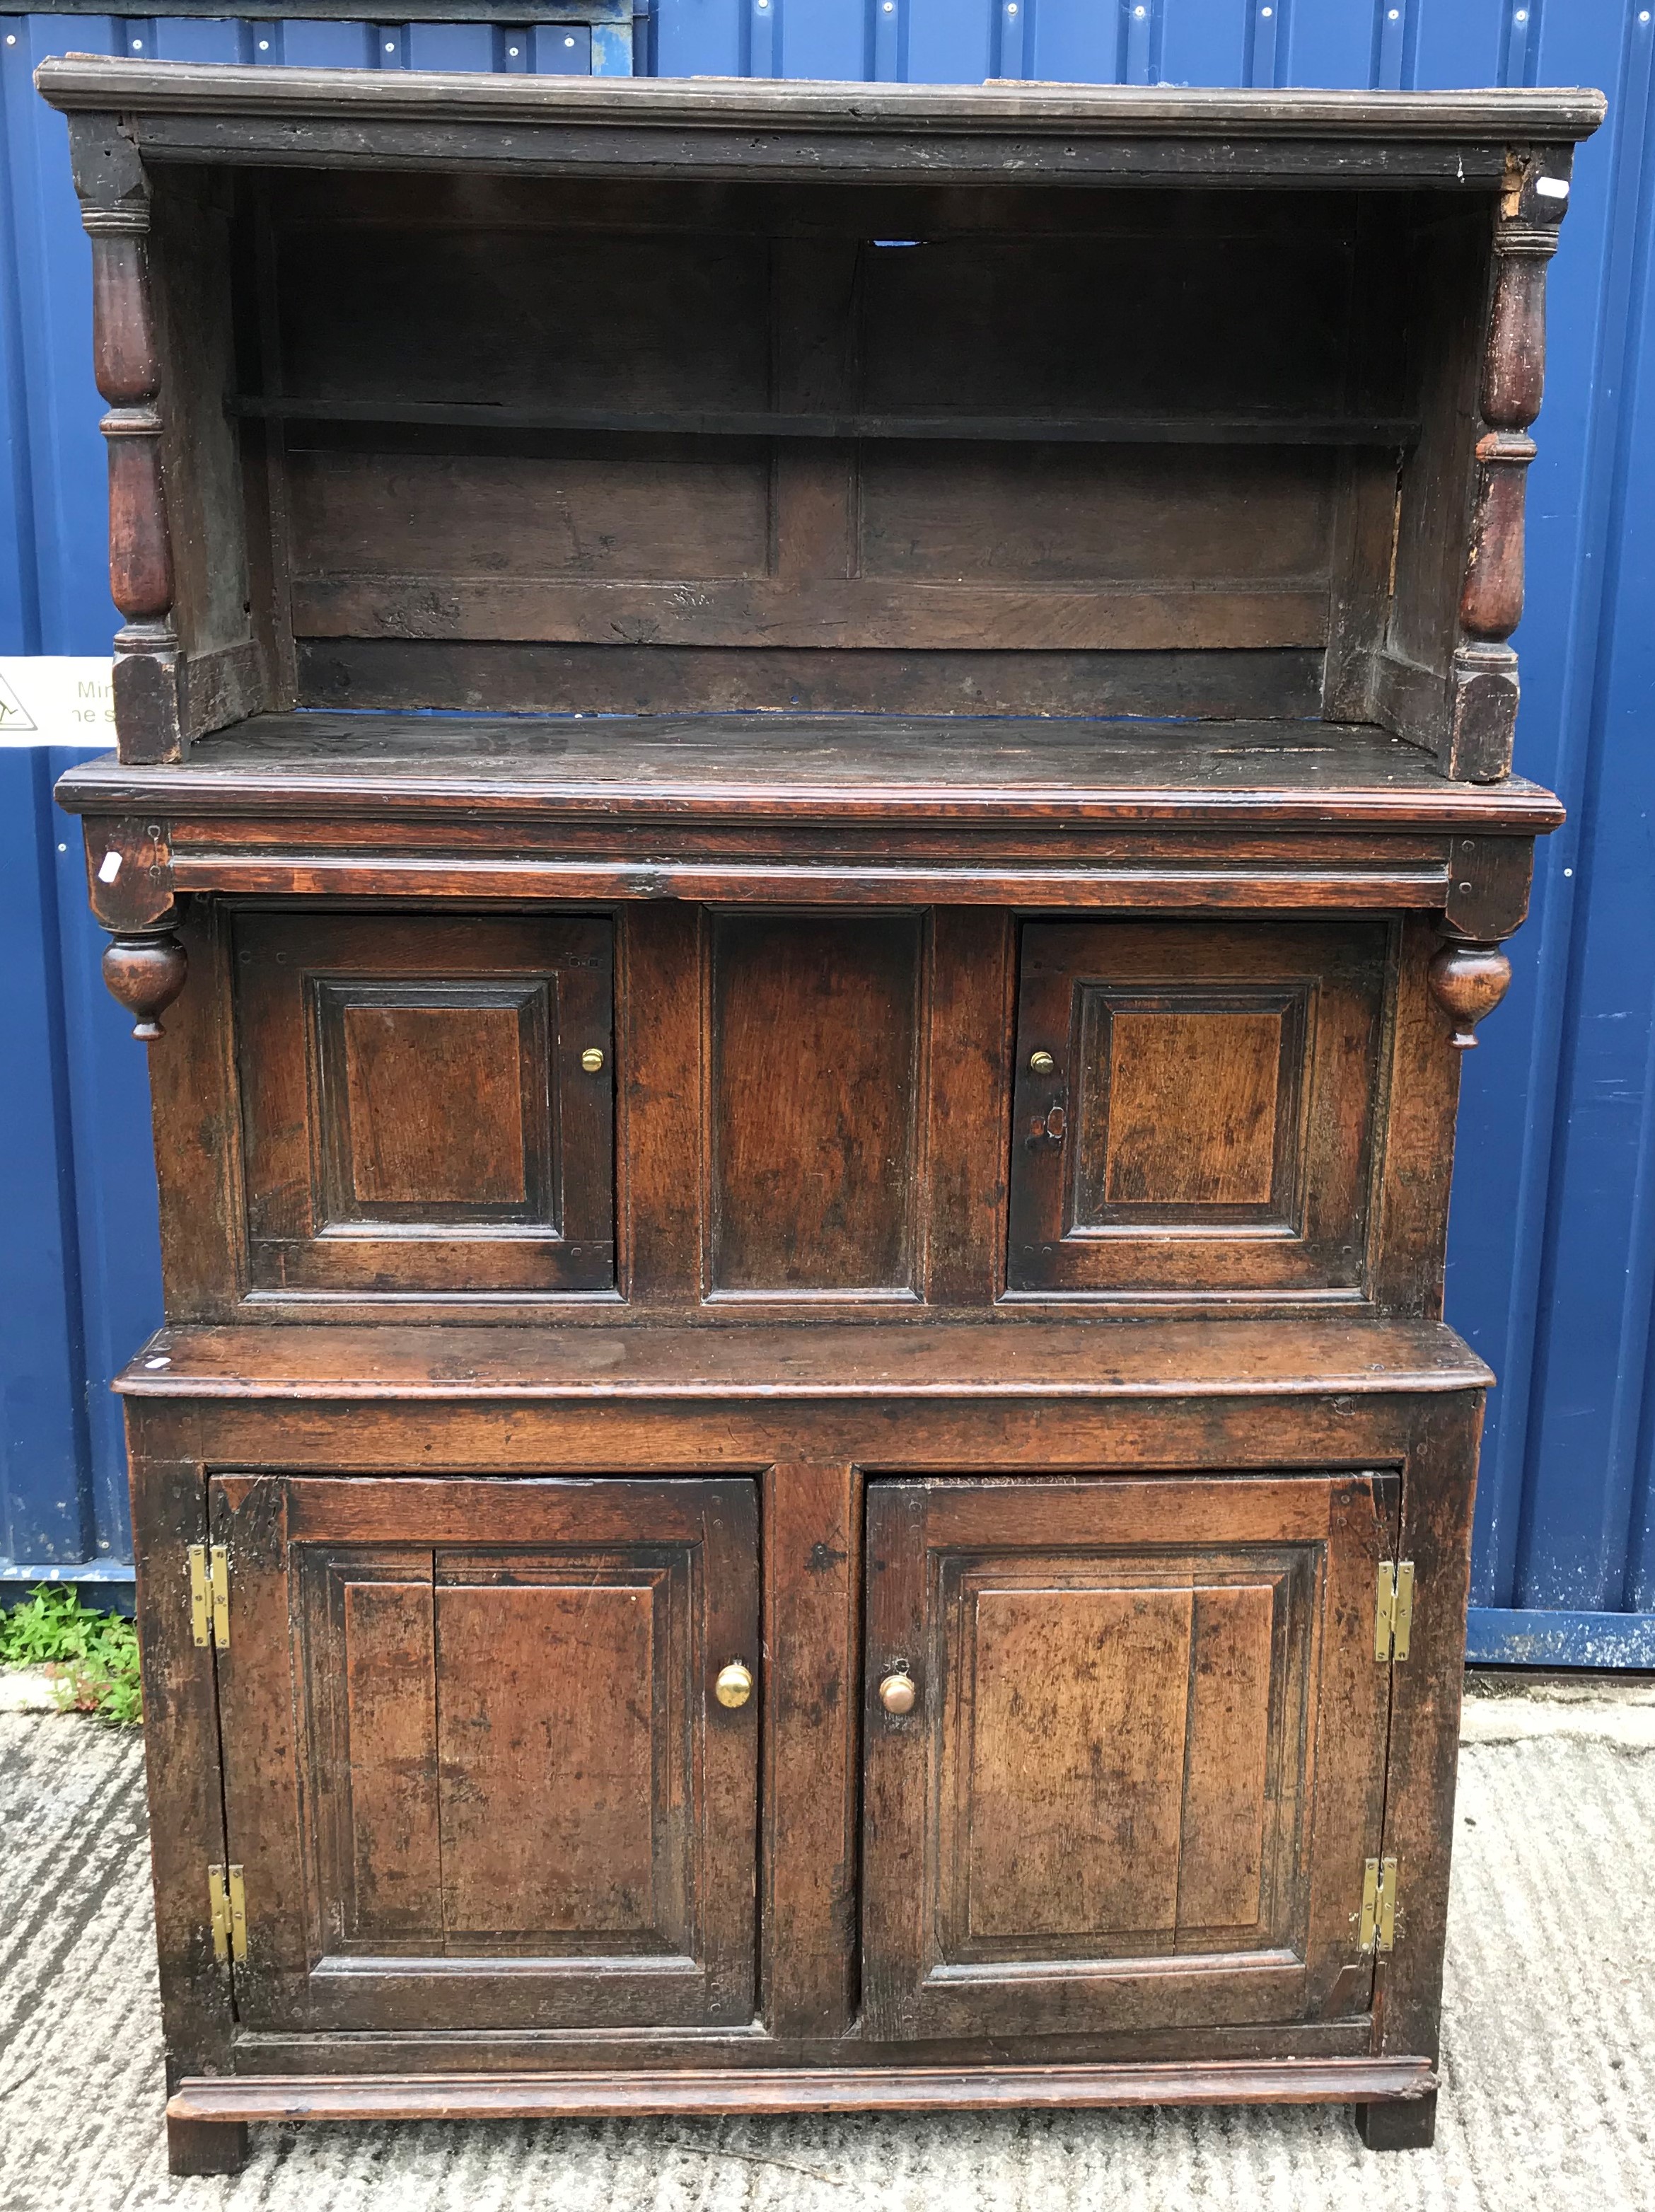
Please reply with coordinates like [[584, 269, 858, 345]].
[[0, 1585, 142, 1725]]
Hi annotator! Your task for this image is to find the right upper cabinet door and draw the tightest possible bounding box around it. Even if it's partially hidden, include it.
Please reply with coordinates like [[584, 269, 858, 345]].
[[1007, 920, 1388, 1299], [861, 1474, 1395, 2043]]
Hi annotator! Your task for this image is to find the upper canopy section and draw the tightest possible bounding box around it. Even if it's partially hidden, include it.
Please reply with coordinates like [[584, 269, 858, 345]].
[[35, 59, 1605, 187], [34, 59, 1607, 778]]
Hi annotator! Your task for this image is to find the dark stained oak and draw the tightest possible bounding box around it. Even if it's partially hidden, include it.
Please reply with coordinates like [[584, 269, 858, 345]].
[[760, 1463, 862, 2039], [102, 921, 187, 1040], [1427, 938, 1514, 1048], [38, 62, 1603, 132], [120, 1345, 1477, 2160], [37, 59, 1603, 192], [165, 2117, 248, 2177]]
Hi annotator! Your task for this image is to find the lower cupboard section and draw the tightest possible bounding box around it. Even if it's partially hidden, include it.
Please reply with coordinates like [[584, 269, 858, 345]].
[[205, 1466, 1398, 2050]]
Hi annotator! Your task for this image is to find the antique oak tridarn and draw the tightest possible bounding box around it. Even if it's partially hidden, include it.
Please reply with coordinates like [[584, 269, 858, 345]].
[[37, 57, 1603, 2177]]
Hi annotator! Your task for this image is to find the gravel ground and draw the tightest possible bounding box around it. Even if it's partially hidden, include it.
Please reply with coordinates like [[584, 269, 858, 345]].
[[1, 1679, 1651, 2212]]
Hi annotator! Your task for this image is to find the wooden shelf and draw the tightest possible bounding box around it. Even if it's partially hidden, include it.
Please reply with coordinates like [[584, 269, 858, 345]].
[[57, 713, 1565, 832], [116, 1316, 1492, 1401], [231, 397, 1422, 447]]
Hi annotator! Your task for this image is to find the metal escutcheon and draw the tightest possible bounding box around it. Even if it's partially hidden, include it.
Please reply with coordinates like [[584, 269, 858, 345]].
[[878, 1671, 917, 1715], [714, 1662, 754, 1709]]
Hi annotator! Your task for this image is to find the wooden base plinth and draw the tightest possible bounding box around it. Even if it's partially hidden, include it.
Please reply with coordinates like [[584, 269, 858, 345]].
[[169, 2056, 1434, 2128]]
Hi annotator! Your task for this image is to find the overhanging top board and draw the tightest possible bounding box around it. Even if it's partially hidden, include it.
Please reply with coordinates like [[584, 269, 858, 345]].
[[111, 1317, 1493, 1401], [35, 60, 1605, 185], [54, 716, 1567, 833]]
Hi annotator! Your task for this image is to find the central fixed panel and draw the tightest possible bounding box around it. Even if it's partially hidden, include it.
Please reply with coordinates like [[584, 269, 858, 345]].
[[707, 910, 925, 1300]]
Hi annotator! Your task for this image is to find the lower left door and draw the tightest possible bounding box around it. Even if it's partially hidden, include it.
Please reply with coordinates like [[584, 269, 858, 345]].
[[207, 1474, 760, 2036]]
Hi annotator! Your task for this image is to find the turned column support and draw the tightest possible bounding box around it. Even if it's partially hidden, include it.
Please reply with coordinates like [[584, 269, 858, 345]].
[[1446, 151, 1573, 782], [75, 129, 185, 765]]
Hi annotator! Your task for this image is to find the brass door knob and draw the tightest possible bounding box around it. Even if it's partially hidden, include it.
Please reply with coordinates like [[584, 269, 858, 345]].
[[580, 1047, 606, 1074], [1028, 1050, 1055, 1074], [714, 1662, 754, 1709], [878, 1672, 917, 1715]]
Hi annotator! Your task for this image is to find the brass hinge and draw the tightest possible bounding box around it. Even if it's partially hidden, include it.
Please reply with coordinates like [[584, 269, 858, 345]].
[[1375, 1560, 1415, 1662], [1359, 1856, 1399, 1954], [188, 1543, 230, 1648], [207, 1863, 247, 1964]]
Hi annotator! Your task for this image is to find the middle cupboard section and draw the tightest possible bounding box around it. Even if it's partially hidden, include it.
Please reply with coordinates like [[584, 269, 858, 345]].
[[180, 901, 1436, 1319]]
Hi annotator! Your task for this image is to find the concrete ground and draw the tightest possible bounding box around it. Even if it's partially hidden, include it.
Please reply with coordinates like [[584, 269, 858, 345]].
[[1, 1677, 1651, 2212]]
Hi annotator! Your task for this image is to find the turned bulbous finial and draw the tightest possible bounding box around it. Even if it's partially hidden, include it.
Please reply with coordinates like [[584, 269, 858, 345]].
[[103, 928, 187, 1042], [1428, 938, 1512, 1050]]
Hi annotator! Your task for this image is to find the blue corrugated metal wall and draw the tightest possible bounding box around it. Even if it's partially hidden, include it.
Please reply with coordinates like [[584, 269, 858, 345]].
[[3, 0, 1653, 1664]]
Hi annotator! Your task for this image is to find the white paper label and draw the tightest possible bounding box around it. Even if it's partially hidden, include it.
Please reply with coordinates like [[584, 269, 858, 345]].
[[0, 657, 117, 747]]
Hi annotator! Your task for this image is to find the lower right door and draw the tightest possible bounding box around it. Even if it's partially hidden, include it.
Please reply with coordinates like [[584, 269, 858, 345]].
[[861, 1473, 1395, 2042]]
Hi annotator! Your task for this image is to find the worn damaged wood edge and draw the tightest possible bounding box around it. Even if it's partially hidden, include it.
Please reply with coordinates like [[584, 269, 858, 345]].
[[167, 2056, 1438, 2123], [35, 62, 1605, 139]]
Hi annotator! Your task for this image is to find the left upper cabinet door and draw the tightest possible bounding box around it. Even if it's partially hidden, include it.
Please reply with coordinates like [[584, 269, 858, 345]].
[[209, 1474, 760, 2034], [233, 910, 615, 1295]]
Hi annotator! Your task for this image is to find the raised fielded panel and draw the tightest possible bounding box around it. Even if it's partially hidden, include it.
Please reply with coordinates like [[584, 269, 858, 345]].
[[1008, 921, 1388, 1300], [232, 910, 615, 1295], [707, 911, 924, 1298], [209, 1474, 760, 2034], [861, 1474, 1395, 2042]]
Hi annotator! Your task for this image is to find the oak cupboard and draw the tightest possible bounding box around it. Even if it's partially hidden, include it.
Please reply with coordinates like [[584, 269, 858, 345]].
[[37, 56, 1603, 2176]]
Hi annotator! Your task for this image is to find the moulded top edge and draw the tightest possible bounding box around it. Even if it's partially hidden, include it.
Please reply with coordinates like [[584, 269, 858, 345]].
[[51, 745, 1569, 836], [33, 57, 1608, 147]]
